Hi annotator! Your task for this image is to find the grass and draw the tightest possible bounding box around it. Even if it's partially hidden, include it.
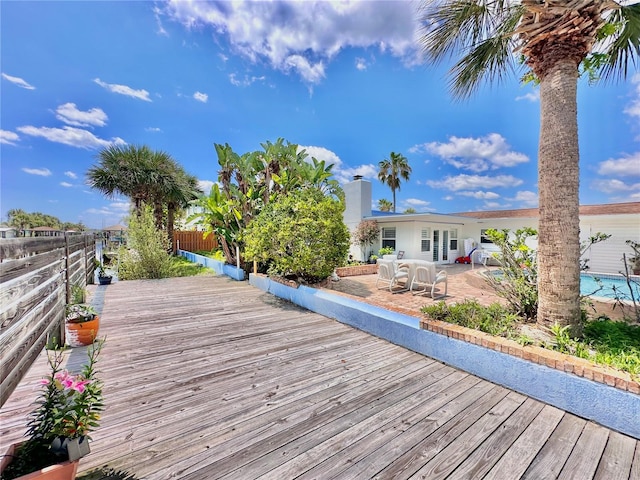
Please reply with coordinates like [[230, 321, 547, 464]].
[[170, 256, 211, 277], [422, 300, 640, 379]]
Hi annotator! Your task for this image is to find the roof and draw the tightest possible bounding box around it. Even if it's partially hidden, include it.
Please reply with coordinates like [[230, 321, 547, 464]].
[[450, 202, 640, 220], [30, 226, 61, 231], [103, 224, 128, 231]]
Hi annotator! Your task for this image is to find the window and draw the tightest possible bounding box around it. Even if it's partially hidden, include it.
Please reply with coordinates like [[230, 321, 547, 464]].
[[381, 227, 396, 249], [421, 228, 431, 252], [449, 229, 458, 250], [481, 229, 494, 244]]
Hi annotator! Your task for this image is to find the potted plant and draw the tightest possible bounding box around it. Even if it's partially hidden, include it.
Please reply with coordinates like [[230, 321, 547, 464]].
[[95, 260, 112, 286], [626, 240, 640, 275], [0, 341, 104, 480], [65, 304, 99, 347]]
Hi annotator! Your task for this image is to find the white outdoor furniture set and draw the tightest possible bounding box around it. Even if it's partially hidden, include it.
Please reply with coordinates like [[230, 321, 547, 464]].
[[375, 255, 448, 299]]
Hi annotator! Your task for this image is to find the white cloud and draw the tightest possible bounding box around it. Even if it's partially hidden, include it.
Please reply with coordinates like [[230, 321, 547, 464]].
[[109, 201, 131, 212], [65, 171, 78, 179], [162, 1, 419, 84], [592, 178, 640, 194], [22, 167, 52, 176], [198, 180, 215, 193], [0, 130, 20, 145], [193, 91, 208, 103], [146, 127, 162, 132], [511, 190, 539, 207], [2, 72, 35, 90], [94, 78, 151, 102], [624, 73, 640, 118], [17, 125, 126, 150], [402, 198, 435, 212], [55, 103, 108, 127], [427, 174, 523, 191], [153, 6, 169, 36], [515, 90, 539, 102], [355, 57, 367, 71], [458, 191, 500, 200], [297, 144, 377, 184], [60, 182, 73, 188], [229, 73, 266, 87], [597, 153, 640, 177], [414, 133, 529, 172]]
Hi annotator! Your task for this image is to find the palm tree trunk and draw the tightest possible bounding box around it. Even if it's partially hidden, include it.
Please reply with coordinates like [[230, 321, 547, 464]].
[[167, 203, 176, 253], [537, 59, 581, 333], [392, 189, 396, 213]]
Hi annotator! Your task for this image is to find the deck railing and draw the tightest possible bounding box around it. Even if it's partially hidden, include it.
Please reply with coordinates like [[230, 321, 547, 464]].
[[0, 233, 96, 407]]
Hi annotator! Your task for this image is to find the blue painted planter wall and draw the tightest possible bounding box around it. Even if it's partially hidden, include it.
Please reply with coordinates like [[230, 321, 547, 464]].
[[178, 250, 245, 281], [249, 273, 640, 440]]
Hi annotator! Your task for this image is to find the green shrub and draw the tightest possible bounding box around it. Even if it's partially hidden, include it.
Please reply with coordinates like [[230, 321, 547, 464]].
[[422, 299, 519, 337], [245, 188, 350, 284], [118, 206, 173, 280]]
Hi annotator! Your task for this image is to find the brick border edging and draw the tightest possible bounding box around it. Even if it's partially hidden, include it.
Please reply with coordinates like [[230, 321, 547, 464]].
[[335, 264, 378, 277], [418, 318, 640, 395]]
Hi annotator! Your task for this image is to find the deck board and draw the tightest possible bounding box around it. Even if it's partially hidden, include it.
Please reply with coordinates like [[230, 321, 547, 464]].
[[0, 275, 638, 479]]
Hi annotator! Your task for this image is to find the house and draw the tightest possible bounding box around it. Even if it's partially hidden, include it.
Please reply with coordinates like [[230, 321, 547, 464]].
[[26, 226, 64, 237], [0, 227, 17, 239], [344, 177, 640, 274]]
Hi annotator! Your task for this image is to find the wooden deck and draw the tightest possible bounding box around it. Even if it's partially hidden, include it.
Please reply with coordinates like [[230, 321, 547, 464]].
[[1, 275, 638, 479]]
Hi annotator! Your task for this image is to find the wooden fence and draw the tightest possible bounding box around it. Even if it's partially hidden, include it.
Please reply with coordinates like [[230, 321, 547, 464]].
[[173, 230, 217, 253], [0, 233, 96, 407]]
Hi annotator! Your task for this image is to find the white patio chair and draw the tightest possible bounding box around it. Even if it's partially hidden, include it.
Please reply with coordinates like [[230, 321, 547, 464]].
[[410, 264, 448, 299], [376, 259, 409, 293]]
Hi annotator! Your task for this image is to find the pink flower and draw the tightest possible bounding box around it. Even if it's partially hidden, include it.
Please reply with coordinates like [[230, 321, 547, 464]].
[[71, 380, 91, 393], [39, 378, 50, 385]]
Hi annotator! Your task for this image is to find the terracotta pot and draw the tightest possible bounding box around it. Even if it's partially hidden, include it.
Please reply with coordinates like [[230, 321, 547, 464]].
[[66, 317, 100, 347], [0, 443, 79, 480]]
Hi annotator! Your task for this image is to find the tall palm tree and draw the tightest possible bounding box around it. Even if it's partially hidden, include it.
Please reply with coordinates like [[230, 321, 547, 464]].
[[378, 152, 412, 213], [418, 1, 640, 331]]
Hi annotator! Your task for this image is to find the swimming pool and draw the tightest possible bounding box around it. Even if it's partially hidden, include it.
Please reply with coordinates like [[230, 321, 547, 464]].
[[581, 273, 640, 301]]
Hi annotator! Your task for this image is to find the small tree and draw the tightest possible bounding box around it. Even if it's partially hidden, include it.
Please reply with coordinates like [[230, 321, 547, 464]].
[[484, 228, 539, 322], [351, 220, 380, 261], [118, 206, 173, 280], [245, 188, 350, 284]]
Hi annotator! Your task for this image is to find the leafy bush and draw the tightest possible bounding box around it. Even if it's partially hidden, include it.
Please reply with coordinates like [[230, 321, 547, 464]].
[[378, 246, 395, 256], [483, 228, 538, 321], [351, 220, 379, 261], [118, 206, 173, 280], [422, 300, 519, 337], [245, 188, 350, 284]]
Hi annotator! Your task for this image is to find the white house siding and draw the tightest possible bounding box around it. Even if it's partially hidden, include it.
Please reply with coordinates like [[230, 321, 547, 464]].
[[580, 214, 640, 274]]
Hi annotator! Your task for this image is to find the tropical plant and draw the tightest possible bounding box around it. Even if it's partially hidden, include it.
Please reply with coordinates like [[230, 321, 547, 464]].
[[245, 188, 350, 284], [377, 198, 393, 212], [418, 0, 640, 330], [377, 151, 412, 213], [378, 246, 395, 256], [483, 228, 539, 321], [6, 209, 86, 233], [190, 138, 342, 267], [88, 144, 199, 244], [118, 206, 173, 280], [404, 207, 417, 214], [351, 219, 380, 261], [2, 342, 104, 479]]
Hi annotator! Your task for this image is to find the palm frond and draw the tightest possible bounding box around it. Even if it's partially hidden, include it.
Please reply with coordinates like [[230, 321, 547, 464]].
[[418, 0, 523, 99], [598, 2, 640, 81]]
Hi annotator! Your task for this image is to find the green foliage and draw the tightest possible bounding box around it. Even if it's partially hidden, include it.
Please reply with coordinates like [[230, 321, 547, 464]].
[[245, 188, 350, 284], [378, 246, 395, 256], [70, 283, 86, 304], [351, 220, 380, 261], [580, 232, 611, 271], [190, 138, 342, 267], [377, 198, 393, 212], [170, 256, 209, 277], [378, 151, 411, 212], [484, 228, 538, 321], [118, 206, 173, 280], [6, 208, 86, 232], [421, 300, 519, 337]]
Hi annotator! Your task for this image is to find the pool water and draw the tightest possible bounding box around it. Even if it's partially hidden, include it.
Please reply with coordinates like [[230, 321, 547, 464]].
[[580, 273, 640, 301]]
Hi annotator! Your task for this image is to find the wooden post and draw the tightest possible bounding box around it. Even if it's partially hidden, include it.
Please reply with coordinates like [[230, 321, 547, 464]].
[[253, 260, 257, 275]]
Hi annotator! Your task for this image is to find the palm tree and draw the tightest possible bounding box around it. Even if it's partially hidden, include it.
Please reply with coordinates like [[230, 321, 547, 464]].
[[378, 152, 412, 213], [377, 199, 393, 212], [418, 1, 640, 331]]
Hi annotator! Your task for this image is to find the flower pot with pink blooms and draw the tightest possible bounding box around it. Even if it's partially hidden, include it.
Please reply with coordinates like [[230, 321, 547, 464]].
[[0, 341, 104, 480]]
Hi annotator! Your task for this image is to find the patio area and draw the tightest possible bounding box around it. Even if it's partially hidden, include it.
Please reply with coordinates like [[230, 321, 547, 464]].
[[1, 274, 638, 479], [325, 263, 624, 322]]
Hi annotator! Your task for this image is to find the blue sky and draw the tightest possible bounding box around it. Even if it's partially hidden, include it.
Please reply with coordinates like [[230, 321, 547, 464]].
[[1, 1, 639, 229]]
